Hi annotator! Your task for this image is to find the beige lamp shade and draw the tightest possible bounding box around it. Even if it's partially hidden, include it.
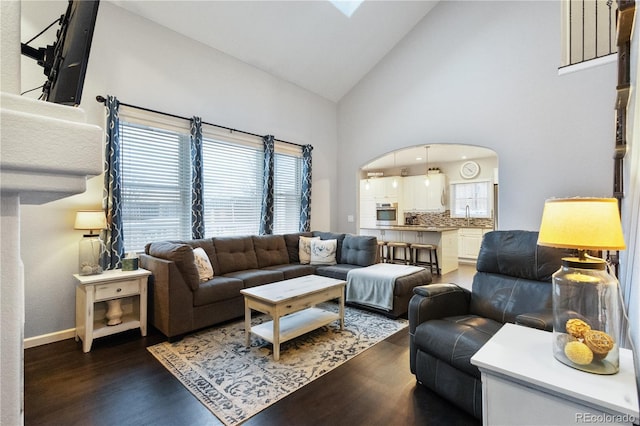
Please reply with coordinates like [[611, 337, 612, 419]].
[[74, 210, 107, 233], [538, 198, 626, 251]]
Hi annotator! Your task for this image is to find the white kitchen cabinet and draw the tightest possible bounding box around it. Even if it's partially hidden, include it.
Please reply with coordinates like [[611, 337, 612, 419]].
[[458, 228, 491, 261], [402, 176, 426, 211], [359, 180, 377, 228], [426, 173, 446, 212], [402, 174, 446, 212], [360, 177, 401, 201], [379, 176, 401, 200]]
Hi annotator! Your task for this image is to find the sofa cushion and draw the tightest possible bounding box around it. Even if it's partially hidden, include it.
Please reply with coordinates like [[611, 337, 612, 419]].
[[470, 272, 554, 324], [146, 241, 200, 291], [213, 236, 259, 275], [193, 247, 214, 282], [193, 276, 244, 307], [263, 264, 316, 280], [310, 239, 337, 265], [312, 231, 346, 263], [477, 230, 570, 282], [414, 315, 503, 379], [252, 235, 290, 268], [315, 264, 362, 281], [180, 238, 219, 275], [224, 269, 284, 288], [299, 236, 319, 264], [283, 232, 313, 263], [341, 234, 377, 266]]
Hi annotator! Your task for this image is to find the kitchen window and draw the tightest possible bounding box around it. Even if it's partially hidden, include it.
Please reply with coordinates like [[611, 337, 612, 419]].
[[450, 180, 492, 219]]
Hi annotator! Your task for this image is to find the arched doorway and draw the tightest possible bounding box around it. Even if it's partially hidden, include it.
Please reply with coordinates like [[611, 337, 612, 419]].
[[358, 144, 498, 268]]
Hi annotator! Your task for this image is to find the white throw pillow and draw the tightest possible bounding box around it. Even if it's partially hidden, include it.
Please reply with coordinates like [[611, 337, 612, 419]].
[[193, 247, 214, 282], [310, 239, 337, 266], [299, 236, 319, 265]]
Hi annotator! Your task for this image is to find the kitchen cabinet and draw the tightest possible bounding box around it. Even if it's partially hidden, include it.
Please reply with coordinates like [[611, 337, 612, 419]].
[[360, 177, 403, 228], [360, 177, 401, 201], [458, 228, 491, 261], [402, 174, 446, 212], [359, 180, 377, 228]]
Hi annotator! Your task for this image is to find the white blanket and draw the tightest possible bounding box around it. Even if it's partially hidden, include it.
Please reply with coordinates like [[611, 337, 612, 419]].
[[346, 263, 425, 311]]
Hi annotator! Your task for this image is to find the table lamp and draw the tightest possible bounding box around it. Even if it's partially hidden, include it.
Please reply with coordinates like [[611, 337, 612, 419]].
[[74, 210, 107, 276], [538, 197, 626, 374]]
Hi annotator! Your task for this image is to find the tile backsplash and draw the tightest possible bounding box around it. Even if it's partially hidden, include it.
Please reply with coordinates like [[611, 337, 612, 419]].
[[404, 211, 494, 229]]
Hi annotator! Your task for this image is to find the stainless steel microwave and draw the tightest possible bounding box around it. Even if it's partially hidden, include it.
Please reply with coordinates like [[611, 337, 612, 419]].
[[376, 203, 398, 226]]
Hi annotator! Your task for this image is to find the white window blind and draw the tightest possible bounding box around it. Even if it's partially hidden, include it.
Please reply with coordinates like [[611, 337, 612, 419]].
[[201, 137, 263, 236], [273, 151, 302, 234], [450, 181, 492, 218], [119, 120, 191, 252], [117, 110, 305, 250]]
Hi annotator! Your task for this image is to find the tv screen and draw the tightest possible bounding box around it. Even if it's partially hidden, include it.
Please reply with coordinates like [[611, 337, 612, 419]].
[[22, 0, 100, 106]]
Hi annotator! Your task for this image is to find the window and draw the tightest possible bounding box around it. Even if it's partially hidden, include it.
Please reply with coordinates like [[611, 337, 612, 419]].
[[201, 134, 263, 237], [450, 181, 492, 219], [119, 119, 191, 252], [273, 150, 302, 234], [117, 108, 304, 252]]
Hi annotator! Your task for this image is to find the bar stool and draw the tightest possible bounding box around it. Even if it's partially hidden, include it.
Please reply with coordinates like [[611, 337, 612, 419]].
[[387, 241, 411, 265], [377, 240, 387, 263], [410, 243, 440, 275]]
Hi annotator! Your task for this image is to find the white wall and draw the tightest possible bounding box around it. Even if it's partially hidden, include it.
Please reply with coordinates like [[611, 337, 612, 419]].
[[337, 0, 616, 233], [20, 1, 337, 339]]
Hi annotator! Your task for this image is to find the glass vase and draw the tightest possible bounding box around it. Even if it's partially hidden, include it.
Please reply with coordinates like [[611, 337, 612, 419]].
[[78, 234, 105, 275], [552, 258, 620, 374]]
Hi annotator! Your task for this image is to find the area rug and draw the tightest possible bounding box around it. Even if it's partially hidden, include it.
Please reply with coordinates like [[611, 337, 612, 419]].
[[147, 303, 407, 425]]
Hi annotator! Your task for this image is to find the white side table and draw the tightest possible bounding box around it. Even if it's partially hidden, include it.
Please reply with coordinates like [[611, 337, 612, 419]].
[[471, 323, 639, 425], [74, 268, 151, 353]]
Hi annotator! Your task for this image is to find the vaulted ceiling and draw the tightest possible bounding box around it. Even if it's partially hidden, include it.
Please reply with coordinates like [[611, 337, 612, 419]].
[[108, 0, 439, 102]]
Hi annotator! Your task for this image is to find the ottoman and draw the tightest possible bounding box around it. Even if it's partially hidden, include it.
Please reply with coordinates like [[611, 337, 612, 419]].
[[347, 266, 432, 318]]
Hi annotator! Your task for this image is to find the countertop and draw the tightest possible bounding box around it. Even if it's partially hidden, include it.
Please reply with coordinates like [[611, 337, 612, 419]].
[[360, 225, 460, 232]]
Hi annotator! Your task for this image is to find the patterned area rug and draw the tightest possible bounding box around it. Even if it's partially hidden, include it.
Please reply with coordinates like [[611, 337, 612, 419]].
[[147, 303, 407, 425]]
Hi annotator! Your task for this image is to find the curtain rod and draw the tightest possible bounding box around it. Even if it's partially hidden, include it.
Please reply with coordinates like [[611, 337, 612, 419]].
[[95, 95, 305, 148]]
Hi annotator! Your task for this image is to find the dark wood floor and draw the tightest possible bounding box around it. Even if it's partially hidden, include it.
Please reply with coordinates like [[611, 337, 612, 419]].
[[25, 265, 479, 426]]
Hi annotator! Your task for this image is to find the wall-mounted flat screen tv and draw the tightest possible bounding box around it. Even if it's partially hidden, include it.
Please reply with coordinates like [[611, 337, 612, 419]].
[[21, 0, 100, 106]]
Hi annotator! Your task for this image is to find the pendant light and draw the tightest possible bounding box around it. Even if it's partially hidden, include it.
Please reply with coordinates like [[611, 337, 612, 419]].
[[364, 164, 371, 190], [424, 145, 430, 187]]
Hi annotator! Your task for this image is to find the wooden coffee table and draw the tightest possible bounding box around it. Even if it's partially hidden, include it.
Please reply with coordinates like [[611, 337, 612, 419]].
[[240, 274, 346, 360]]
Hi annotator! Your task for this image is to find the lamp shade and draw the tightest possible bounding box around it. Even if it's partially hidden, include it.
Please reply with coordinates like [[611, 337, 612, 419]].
[[74, 210, 107, 232], [538, 198, 625, 251]]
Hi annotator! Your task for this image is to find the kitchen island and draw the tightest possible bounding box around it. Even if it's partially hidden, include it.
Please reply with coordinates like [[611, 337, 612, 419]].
[[360, 226, 459, 274]]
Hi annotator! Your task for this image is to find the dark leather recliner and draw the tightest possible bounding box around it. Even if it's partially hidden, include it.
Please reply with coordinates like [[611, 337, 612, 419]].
[[408, 230, 571, 419]]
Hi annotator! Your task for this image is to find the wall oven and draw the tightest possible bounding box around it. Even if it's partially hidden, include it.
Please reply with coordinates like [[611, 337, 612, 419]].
[[376, 203, 398, 226]]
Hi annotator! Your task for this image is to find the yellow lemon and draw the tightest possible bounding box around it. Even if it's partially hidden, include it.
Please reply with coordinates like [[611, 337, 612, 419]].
[[564, 341, 593, 365]]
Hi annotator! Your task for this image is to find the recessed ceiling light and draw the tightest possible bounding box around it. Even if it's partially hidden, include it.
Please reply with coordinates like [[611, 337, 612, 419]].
[[461, 155, 467, 160], [416, 157, 423, 161], [328, 0, 364, 18]]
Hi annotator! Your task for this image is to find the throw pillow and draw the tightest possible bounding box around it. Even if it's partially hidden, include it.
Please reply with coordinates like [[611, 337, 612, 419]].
[[299, 236, 319, 265], [193, 247, 214, 282], [310, 239, 337, 265]]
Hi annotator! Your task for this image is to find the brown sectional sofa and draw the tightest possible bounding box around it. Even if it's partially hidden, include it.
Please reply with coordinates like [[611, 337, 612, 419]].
[[140, 231, 432, 340]]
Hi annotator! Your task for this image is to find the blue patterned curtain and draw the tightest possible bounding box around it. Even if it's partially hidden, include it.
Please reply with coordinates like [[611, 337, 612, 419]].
[[190, 117, 205, 239], [259, 135, 275, 235], [300, 144, 313, 232], [102, 96, 124, 269]]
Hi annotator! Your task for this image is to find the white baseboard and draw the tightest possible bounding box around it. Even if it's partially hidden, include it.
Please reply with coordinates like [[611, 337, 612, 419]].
[[24, 328, 75, 349]]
